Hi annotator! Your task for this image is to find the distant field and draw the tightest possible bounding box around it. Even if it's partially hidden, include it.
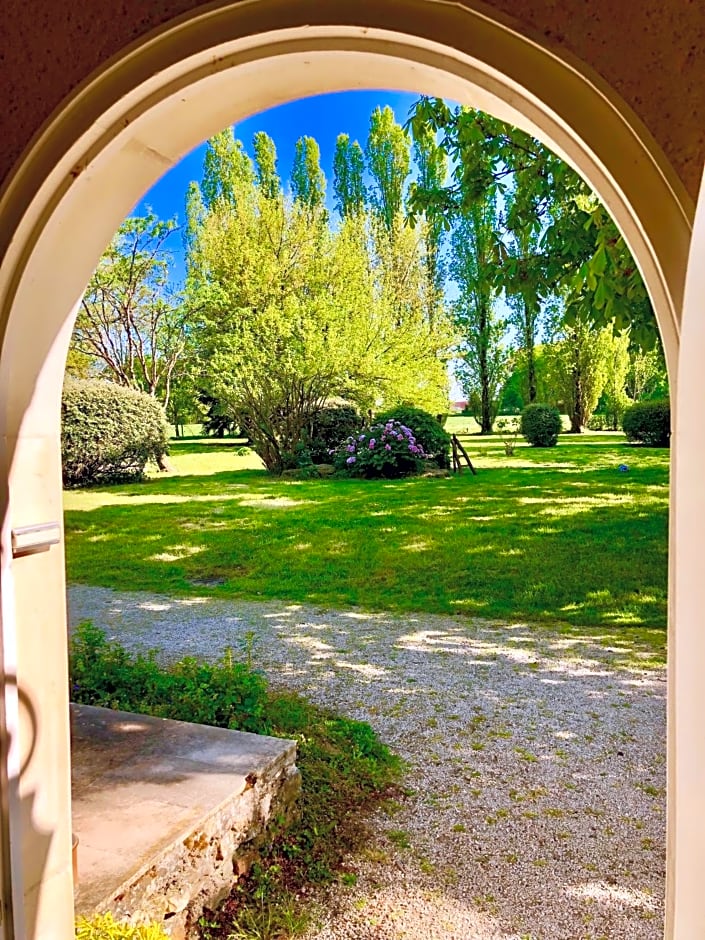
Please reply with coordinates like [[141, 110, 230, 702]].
[[64, 431, 668, 651]]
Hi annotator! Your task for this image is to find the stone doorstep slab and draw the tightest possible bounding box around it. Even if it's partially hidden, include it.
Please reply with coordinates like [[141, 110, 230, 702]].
[[71, 704, 300, 934]]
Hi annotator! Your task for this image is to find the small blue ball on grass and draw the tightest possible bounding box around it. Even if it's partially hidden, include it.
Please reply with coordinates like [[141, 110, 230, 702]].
[[618, 464, 629, 473]]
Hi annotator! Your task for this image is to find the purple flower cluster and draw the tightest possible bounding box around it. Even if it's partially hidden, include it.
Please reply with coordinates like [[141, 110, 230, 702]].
[[336, 419, 426, 477]]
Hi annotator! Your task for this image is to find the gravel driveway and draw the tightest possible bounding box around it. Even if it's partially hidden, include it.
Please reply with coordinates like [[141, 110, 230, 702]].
[[68, 586, 666, 940]]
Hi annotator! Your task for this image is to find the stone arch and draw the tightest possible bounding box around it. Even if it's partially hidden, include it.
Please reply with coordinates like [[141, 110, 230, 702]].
[[0, 2, 693, 936]]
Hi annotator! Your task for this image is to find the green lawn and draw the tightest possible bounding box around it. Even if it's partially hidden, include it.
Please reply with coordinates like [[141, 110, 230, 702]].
[[64, 430, 669, 644]]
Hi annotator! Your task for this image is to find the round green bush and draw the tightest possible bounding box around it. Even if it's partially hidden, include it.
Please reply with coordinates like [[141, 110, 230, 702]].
[[520, 403, 562, 447], [375, 405, 450, 468], [622, 399, 671, 447], [62, 379, 169, 487], [335, 420, 426, 478], [307, 405, 363, 463]]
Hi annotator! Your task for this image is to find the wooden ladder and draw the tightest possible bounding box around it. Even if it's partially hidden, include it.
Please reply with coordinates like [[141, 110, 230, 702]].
[[451, 434, 477, 475]]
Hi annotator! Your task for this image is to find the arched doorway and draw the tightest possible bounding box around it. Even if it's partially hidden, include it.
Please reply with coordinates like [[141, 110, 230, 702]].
[[0, 3, 693, 936]]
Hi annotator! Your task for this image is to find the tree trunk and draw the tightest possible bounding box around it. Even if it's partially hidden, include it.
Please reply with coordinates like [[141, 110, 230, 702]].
[[519, 298, 538, 404], [570, 368, 583, 433], [480, 382, 493, 434], [526, 338, 537, 403], [479, 305, 493, 434]]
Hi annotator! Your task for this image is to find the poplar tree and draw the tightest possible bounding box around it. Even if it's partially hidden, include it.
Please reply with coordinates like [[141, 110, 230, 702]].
[[546, 318, 612, 432], [366, 106, 410, 231], [201, 127, 254, 208], [332, 134, 366, 218], [253, 131, 281, 199], [291, 136, 326, 213], [410, 123, 448, 326], [601, 330, 631, 430], [450, 198, 508, 433], [186, 132, 453, 470]]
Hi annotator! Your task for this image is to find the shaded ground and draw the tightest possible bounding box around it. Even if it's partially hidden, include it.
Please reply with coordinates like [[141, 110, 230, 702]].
[[69, 586, 666, 940]]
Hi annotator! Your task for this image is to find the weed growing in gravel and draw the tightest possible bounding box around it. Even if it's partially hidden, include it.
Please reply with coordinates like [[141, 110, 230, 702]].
[[386, 829, 412, 849]]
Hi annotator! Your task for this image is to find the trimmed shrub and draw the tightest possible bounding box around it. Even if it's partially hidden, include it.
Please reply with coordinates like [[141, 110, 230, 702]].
[[521, 403, 562, 447], [622, 399, 671, 447], [307, 405, 362, 463], [375, 405, 451, 468], [62, 379, 169, 487], [335, 420, 426, 478]]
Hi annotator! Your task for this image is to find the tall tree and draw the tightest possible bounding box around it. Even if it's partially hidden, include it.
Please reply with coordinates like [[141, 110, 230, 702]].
[[72, 215, 187, 411], [366, 106, 410, 231], [406, 97, 658, 349], [64, 346, 95, 380], [201, 127, 254, 208], [332, 134, 366, 218], [627, 344, 669, 402], [291, 136, 326, 213], [183, 180, 206, 280], [410, 123, 448, 326], [253, 131, 281, 199], [370, 213, 451, 414], [546, 318, 612, 432], [601, 329, 631, 430], [188, 168, 451, 470], [450, 199, 508, 434], [504, 227, 546, 404]]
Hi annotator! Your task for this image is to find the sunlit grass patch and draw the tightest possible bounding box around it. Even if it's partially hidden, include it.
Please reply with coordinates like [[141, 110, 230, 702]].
[[65, 433, 668, 639]]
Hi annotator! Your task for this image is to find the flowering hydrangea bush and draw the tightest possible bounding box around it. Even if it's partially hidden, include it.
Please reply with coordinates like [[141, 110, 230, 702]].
[[334, 420, 427, 478]]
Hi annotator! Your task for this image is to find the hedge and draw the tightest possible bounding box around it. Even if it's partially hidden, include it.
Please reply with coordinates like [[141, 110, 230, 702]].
[[62, 379, 169, 487], [622, 399, 671, 447]]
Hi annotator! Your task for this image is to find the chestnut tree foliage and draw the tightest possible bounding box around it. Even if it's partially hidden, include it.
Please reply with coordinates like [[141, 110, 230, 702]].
[[406, 97, 656, 345], [407, 97, 663, 430]]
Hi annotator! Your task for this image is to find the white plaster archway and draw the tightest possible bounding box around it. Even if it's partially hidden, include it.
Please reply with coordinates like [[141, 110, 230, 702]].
[[670, 163, 705, 939], [0, 2, 695, 936]]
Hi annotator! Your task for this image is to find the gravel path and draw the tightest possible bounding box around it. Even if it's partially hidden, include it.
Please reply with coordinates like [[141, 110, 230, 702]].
[[68, 586, 666, 940]]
